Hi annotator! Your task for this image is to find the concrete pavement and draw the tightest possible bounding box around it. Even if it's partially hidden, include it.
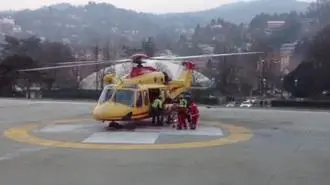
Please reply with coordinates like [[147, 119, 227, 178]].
[[1, 98, 330, 185]]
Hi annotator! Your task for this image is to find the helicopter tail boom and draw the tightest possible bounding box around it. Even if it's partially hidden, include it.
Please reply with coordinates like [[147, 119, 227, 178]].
[[167, 61, 194, 99]]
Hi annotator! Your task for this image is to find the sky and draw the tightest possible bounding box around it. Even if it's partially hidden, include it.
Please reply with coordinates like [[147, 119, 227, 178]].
[[0, 0, 315, 14]]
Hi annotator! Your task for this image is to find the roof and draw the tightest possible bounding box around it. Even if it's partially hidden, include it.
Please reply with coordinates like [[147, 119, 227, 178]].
[[267, 21, 285, 29]]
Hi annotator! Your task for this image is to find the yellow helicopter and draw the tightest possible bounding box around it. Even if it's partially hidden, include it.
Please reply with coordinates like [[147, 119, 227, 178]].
[[19, 52, 262, 129]]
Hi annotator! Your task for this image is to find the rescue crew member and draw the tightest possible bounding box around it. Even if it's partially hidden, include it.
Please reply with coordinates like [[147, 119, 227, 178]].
[[189, 100, 199, 130], [151, 95, 163, 126], [184, 93, 192, 124], [164, 97, 173, 125], [177, 95, 188, 130]]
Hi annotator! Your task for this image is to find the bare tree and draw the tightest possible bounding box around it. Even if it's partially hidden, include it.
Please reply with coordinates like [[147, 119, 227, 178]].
[[93, 45, 100, 90], [100, 40, 111, 89], [119, 63, 133, 77]]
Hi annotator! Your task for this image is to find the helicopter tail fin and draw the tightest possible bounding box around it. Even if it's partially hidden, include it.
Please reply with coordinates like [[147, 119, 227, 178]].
[[167, 62, 194, 99]]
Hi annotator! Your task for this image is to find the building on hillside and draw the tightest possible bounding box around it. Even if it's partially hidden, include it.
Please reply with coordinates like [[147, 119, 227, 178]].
[[210, 24, 223, 30], [280, 42, 297, 75], [267, 21, 286, 29], [0, 17, 22, 35], [265, 20, 286, 34]]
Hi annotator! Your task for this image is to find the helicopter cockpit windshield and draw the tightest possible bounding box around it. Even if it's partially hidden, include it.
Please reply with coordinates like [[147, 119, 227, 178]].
[[112, 89, 135, 107], [98, 85, 135, 107], [98, 85, 114, 104]]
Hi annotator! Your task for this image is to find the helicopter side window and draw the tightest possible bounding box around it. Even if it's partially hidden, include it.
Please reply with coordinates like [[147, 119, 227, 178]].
[[143, 90, 149, 106], [136, 91, 143, 107]]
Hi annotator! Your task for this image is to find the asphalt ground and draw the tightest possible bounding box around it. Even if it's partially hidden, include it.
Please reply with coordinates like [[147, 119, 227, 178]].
[[0, 98, 330, 185]]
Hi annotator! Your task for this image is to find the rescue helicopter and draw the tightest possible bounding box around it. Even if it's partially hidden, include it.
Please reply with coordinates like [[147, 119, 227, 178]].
[[19, 51, 263, 129]]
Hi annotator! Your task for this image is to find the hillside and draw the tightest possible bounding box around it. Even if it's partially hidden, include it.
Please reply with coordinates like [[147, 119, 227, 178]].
[[0, 0, 310, 47], [166, 0, 309, 24]]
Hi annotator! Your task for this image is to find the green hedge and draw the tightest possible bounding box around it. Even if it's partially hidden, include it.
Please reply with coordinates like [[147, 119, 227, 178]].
[[194, 97, 219, 105], [41, 89, 102, 100], [271, 100, 330, 109]]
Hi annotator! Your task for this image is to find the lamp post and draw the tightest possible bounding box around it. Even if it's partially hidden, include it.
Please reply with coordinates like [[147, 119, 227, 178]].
[[94, 45, 100, 90], [280, 77, 284, 98], [263, 78, 267, 97], [294, 78, 298, 97], [259, 59, 265, 96]]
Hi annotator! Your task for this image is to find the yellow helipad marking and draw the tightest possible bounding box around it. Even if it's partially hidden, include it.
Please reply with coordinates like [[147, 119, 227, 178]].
[[4, 118, 253, 150]]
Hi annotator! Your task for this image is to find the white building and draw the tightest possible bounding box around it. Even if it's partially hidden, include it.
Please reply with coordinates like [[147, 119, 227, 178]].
[[0, 17, 22, 35], [280, 42, 297, 74], [265, 20, 286, 35]]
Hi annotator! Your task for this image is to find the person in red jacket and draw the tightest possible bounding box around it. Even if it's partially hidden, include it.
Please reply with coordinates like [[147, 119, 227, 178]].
[[177, 95, 188, 130], [189, 100, 199, 130]]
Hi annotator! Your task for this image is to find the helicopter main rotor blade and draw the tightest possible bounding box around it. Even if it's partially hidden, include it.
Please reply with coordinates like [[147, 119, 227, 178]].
[[56, 60, 107, 65], [18, 59, 131, 72], [151, 52, 263, 61], [56, 59, 131, 65]]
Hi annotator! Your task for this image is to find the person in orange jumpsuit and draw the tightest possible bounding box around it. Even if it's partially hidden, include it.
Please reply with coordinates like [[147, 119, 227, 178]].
[[189, 100, 199, 130]]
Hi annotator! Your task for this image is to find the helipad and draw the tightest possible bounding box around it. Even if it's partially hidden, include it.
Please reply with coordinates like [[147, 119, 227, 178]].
[[4, 118, 253, 150]]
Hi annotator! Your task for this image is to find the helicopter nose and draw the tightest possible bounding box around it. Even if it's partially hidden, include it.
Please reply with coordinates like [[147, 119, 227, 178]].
[[92, 102, 132, 121]]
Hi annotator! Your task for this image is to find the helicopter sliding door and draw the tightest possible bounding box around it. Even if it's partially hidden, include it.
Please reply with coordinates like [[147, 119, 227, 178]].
[[143, 90, 149, 106], [134, 90, 149, 119], [148, 88, 160, 103]]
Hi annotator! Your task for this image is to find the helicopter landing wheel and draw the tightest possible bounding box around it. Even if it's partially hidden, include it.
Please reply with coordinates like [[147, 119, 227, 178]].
[[107, 121, 122, 130]]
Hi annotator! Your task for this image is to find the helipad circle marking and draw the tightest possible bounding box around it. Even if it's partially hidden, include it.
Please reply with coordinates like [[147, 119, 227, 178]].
[[4, 118, 253, 150]]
